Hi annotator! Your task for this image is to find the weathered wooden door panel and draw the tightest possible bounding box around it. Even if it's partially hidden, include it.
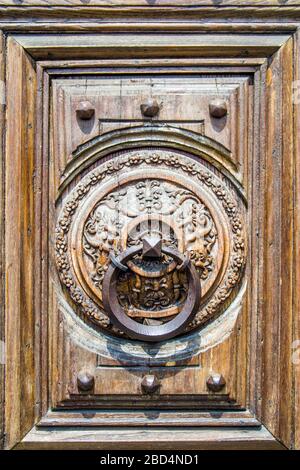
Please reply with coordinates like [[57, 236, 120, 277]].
[[49, 72, 249, 415], [1, 6, 299, 450], [52, 75, 249, 172]]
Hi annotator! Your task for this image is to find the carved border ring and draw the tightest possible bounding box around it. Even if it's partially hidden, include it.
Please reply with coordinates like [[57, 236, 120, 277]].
[[55, 149, 246, 335]]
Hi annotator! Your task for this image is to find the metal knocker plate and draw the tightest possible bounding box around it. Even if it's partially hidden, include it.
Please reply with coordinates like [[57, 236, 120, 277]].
[[102, 236, 201, 342]]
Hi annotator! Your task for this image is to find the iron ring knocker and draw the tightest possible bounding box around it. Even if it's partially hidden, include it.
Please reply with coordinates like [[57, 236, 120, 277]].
[[102, 237, 201, 342]]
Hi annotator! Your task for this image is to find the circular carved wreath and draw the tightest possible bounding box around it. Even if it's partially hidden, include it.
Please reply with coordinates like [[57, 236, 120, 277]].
[[55, 149, 246, 339]]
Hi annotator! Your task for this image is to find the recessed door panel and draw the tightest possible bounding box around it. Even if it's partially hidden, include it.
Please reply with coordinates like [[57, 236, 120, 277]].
[[50, 72, 250, 413]]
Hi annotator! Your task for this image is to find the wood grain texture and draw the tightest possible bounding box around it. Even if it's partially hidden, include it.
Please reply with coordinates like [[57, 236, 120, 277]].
[[5, 36, 36, 450], [15, 33, 288, 60], [247, 59, 267, 430], [46, 46, 249, 413], [0, 9, 300, 38], [17, 425, 285, 450], [2, 3, 300, 34], [0, 31, 5, 452], [0, 23, 299, 34], [1, 1, 300, 6], [260, 34, 283, 439], [293, 29, 300, 451], [0, 6, 298, 451], [279, 36, 294, 448], [38, 409, 260, 428], [51, 74, 249, 180], [256, 37, 294, 449]]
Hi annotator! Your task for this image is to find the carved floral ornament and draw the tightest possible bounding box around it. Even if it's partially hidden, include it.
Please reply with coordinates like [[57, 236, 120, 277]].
[[55, 148, 246, 340]]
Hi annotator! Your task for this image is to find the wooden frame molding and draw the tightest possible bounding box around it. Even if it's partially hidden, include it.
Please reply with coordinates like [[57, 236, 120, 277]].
[[13, 33, 289, 59], [0, 2, 299, 450], [17, 426, 285, 451]]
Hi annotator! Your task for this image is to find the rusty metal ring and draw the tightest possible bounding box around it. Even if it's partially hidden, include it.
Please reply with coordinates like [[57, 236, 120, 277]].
[[102, 244, 201, 342]]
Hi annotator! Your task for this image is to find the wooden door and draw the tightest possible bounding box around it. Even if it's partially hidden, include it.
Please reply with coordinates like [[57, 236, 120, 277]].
[[1, 3, 299, 451]]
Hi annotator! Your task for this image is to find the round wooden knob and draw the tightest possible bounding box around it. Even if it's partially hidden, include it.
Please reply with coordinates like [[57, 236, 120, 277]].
[[141, 374, 160, 394], [209, 99, 227, 118], [76, 101, 95, 120], [77, 371, 94, 392], [206, 373, 226, 392], [140, 98, 160, 118]]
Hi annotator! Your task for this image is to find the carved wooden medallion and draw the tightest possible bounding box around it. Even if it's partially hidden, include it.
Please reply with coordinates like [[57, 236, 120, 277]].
[[55, 148, 246, 339]]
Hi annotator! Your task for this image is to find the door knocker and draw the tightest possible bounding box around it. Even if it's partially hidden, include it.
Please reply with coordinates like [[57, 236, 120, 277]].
[[102, 236, 201, 342], [56, 148, 246, 340]]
